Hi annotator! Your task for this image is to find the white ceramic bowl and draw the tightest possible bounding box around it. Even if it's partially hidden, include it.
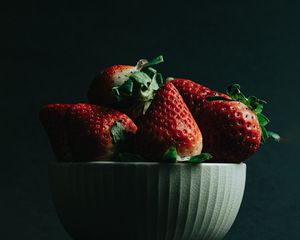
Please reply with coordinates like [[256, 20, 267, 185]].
[[49, 162, 246, 240]]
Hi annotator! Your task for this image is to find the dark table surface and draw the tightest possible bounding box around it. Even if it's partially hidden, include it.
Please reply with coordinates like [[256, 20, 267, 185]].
[[2, 0, 300, 239]]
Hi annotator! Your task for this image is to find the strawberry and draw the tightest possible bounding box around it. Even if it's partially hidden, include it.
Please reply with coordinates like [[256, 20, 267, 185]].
[[87, 56, 165, 119], [199, 100, 262, 162], [87, 65, 138, 106], [172, 79, 279, 163], [39, 104, 72, 161], [135, 81, 203, 161], [65, 103, 137, 161], [171, 78, 229, 117]]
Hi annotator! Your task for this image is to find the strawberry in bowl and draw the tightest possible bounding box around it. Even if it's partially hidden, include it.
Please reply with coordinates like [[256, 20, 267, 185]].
[[41, 55, 279, 240], [40, 103, 137, 162], [135, 81, 204, 161], [172, 78, 279, 163]]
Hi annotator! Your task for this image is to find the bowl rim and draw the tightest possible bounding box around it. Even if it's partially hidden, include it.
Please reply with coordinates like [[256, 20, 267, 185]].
[[50, 161, 246, 166]]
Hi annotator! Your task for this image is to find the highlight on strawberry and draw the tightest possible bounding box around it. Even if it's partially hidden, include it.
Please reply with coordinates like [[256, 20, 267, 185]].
[[40, 55, 279, 164]]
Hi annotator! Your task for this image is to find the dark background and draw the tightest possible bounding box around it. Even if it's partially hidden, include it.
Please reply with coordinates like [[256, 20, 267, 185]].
[[3, 0, 300, 239]]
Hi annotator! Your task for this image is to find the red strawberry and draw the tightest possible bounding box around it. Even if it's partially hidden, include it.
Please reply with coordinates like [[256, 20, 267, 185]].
[[172, 79, 279, 163], [65, 103, 137, 161], [135, 81, 203, 161], [39, 104, 72, 161], [199, 100, 261, 162], [172, 78, 229, 117], [87, 65, 138, 106]]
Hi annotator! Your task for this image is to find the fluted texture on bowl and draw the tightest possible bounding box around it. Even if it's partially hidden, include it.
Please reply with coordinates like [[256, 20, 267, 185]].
[[49, 162, 246, 240]]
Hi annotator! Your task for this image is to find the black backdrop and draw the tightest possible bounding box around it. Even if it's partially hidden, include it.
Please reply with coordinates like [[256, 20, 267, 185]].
[[3, 0, 300, 239]]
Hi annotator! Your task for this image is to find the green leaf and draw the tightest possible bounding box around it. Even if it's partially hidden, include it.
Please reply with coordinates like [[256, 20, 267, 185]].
[[267, 131, 280, 142], [142, 55, 164, 68], [226, 83, 246, 101], [163, 147, 178, 162], [248, 95, 267, 105], [142, 101, 152, 114], [156, 73, 164, 87], [130, 71, 152, 86], [260, 125, 269, 143], [206, 96, 233, 102], [118, 153, 146, 162], [112, 87, 120, 96], [110, 120, 126, 144], [149, 76, 160, 91], [188, 153, 213, 163], [257, 113, 270, 127], [248, 95, 259, 109], [248, 96, 266, 114], [112, 79, 134, 101], [141, 67, 157, 78], [253, 104, 264, 114], [226, 83, 240, 96], [147, 67, 157, 74]]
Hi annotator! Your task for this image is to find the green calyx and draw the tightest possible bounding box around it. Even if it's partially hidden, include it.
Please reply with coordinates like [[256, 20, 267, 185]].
[[163, 146, 213, 163], [110, 120, 137, 154], [112, 55, 165, 115], [206, 83, 280, 143], [114, 146, 212, 163], [163, 146, 178, 162], [110, 120, 126, 144]]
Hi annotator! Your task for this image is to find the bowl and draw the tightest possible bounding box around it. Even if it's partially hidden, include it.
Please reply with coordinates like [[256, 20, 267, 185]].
[[49, 162, 246, 240]]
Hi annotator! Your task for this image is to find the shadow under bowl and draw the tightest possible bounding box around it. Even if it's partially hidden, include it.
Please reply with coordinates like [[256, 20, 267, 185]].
[[49, 162, 246, 240]]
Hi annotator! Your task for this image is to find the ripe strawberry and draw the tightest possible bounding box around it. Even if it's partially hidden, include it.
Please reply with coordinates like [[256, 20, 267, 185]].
[[87, 65, 138, 106], [135, 81, 203, 161], [87, 56, 165, 119], [172, 78, 229, 117], [39, 104, 72, 161], [65, 103, 137, 161], [172, 79, 279, 163], [199, 100, 261, 162]]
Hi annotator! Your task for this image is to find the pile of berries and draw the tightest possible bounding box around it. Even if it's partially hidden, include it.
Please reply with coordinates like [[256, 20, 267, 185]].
[[40, 56, 279, 163]]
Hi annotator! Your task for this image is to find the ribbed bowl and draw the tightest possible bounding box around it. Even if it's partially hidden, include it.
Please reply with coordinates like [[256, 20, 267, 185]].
[[49, 162, 246, 240]]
